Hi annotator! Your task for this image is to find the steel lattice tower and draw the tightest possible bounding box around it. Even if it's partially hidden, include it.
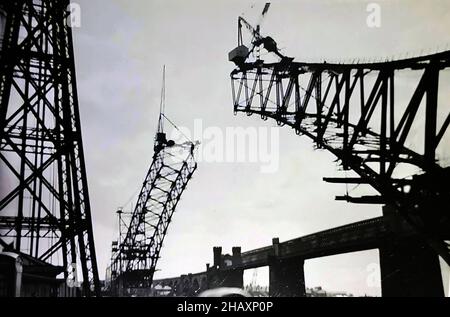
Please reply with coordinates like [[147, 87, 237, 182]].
[[0, 0, 100, 296]]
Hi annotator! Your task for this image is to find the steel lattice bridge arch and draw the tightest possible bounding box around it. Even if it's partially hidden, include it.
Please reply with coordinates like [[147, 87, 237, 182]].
[[230, 47, 450, 265]]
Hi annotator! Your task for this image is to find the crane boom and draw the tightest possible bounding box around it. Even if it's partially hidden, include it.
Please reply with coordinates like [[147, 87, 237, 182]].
[[109, 69, 198, 295]]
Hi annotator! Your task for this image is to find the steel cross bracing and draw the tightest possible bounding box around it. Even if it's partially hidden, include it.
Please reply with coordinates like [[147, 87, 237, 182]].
[[230, 44, 450, 264], [110, 140, 197, 289], [0, 0, 100, 295]]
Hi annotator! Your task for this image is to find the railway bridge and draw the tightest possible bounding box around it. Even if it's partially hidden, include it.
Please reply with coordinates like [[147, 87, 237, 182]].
[[153, 206, 446, 297]]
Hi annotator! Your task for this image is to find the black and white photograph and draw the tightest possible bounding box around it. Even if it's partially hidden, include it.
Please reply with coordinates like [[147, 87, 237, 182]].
[[0, 0, 449, 303]]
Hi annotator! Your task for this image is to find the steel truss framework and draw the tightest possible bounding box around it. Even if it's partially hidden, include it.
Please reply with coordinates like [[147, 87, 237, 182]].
[[0, 0, 100, 295], [110, 140, 197, 291], [231, 50, 450, 265]]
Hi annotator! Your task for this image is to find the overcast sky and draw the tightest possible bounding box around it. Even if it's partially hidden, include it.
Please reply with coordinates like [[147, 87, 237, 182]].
[[73, 0, 450, 296]]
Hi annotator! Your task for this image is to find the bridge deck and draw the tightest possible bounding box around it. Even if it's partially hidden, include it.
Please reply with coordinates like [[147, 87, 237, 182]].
[[240, 216, 414, 269]]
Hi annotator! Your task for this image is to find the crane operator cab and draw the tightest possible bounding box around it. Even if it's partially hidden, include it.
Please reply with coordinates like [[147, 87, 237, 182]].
[[154, 132, 175, 153], [228, 45, 249, 67]]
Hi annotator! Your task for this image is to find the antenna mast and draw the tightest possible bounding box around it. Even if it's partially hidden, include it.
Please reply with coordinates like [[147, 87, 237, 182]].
[[158, 66, 166, 134]]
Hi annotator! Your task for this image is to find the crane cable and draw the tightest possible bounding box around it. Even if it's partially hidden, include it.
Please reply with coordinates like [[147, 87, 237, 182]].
[[161, 113, 195, 145], [157, 66, 196, 146]]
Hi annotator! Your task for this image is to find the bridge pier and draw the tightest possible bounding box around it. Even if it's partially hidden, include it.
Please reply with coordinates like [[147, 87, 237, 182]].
[[379, 237, 444, 297], [207, 247, 244, 290], [379, 206, 444, 297], [269, 256, 306, 297], [268, 239, 306, 297]]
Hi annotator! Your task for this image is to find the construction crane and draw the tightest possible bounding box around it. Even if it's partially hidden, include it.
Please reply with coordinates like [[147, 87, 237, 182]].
[[229, 12, 450, 265], [229, 3, 292, 67], [109, 68, 198, 296]]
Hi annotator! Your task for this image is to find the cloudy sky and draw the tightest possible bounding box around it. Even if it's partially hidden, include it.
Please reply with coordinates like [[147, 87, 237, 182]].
[[72, 0, 450, 296]]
